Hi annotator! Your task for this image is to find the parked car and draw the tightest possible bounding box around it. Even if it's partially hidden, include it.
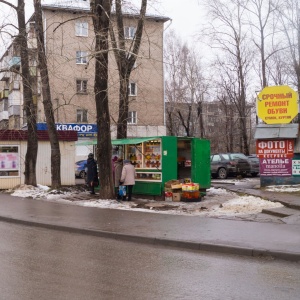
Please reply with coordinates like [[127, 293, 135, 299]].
[[75, 160, 87, 179], [211, 153, 251, 179], [247, 155, 260, 177]]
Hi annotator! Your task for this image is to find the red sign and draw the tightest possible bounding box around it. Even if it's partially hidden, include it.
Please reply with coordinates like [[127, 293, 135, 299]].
[[256, 139, 294, 158]]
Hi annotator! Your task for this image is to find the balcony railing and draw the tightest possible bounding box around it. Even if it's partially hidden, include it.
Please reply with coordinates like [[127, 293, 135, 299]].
[[0, 111, 8, 120], [8, 105, 20, 116], [9, 81, 20, 91]]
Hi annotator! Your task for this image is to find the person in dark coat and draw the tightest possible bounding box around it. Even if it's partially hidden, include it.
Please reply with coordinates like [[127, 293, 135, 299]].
[[86, 153, 98, 195]]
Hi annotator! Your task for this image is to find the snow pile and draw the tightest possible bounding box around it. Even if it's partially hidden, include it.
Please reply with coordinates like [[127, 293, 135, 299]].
[[266, 185, 300, 193], [206, 196, 283, 217], [5, 183, 284, 218]]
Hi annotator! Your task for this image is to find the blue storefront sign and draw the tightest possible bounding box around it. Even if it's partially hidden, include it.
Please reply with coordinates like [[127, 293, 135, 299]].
[[37, 123, 98, 137]]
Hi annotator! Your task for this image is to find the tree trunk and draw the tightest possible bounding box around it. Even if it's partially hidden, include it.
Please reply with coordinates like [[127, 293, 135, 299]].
[[17, 0, 38, 186], [34, 0, 61, 188], [110, 0, 148, 139], [91, 0, 114, 199]]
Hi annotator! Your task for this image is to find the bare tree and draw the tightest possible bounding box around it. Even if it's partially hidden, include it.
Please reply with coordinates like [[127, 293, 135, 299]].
[[0, 0, 38, 185], [33, 0, 61, 188], [91, 0, 114, 199], [243, 0, 280, 88], [109, 0, 147, 139], [206, 0, 252, 154]]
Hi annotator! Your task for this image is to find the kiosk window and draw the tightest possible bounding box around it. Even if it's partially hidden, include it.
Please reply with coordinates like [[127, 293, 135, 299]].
[[0, 146, 20, 177]]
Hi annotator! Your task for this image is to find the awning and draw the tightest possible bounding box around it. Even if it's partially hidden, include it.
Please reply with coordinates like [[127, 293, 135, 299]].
[[254, 124, 299, 139], [77, 137, 160, 146], [111, 137, 159, 145]]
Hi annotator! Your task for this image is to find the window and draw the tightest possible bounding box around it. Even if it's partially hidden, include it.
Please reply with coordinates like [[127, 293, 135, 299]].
[[128, 82, 137, 96], [3, 99, 8, 111], [0, 145, 19, 177], [76, 80, 88, 93], [75, 21, 88, 37], [128, 111, 137, 124], [76, 51, 88, 64], [124, 26, 136, 39], [77, 109, 88, 122]]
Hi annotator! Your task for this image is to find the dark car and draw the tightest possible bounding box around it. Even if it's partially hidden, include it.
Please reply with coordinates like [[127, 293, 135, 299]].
[[211, 153, 251, 179], [247, 155, 260, 177], [75, 160, 87, 179]]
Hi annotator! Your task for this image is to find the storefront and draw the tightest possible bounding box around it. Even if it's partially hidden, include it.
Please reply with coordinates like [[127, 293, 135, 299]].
[[111, 136, 211, 196]]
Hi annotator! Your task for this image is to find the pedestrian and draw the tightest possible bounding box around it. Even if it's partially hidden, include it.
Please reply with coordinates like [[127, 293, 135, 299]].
[[86, 153, 98, 195], [114, 158, 123, 200], [120, 159, 136, 201]]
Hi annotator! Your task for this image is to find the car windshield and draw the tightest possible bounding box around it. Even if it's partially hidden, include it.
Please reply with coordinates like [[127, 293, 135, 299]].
[[230, 153, 248, 160]]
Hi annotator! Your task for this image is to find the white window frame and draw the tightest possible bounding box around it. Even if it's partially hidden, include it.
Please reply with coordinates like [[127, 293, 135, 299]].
[[128, 82, 137, 96], [76, 51, 88, 64], [77, 109, 88, 122], [124, 26, 136, 39], [76, 79, 88, 94], [75, 21, 88, 37], [128, 111, 137, 124]]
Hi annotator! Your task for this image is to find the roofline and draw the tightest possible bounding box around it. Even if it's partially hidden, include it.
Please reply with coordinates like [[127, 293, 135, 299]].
[[41, 4, 170, 22]]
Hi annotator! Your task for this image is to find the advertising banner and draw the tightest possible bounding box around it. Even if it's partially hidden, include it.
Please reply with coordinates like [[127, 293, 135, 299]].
[[292, 159, 300, 176], [256, 85, 298, 124], [256, 139, 294, 158], [260, 158, 292, 176], [0, 152, 19, 171]]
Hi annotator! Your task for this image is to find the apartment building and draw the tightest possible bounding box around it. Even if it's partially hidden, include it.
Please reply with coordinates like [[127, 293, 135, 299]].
[[0, 1, 168, 142]]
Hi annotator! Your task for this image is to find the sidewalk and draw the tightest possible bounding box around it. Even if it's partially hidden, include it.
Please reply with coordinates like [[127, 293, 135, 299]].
[[0, 192, 300, 262]]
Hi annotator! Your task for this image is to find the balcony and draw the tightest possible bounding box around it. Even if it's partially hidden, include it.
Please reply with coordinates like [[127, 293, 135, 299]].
[[8, 105, 20, 117], [0, 111, 8, 120], [0, 89, 9, 99], [9, 80, 20, 91], [8, 56, 21, 69]]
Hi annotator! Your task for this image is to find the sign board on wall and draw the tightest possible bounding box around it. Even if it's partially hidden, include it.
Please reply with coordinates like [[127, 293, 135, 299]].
[[292, 159, 300, 176], [256, 139, 294, 158], [260, 158, 292, 177], [257, 85, 298, 124]]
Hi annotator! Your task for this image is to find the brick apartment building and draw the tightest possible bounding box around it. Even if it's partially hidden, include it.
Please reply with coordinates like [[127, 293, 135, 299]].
[[0, 1, 169, 144]]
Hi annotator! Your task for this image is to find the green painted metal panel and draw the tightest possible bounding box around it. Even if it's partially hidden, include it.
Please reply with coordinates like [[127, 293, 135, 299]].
[[133, 181, 162, 195], [191, 138, 211, 189], [161, 136, 178, 187], [112, 137, 158, 145]]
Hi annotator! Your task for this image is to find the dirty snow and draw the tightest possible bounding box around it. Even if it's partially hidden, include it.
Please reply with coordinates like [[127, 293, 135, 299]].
[[5, 182, 285, 217], [266, 185, 300, 193]]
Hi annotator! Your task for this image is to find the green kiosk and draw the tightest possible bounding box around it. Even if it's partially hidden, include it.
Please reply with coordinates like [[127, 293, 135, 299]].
[[112, 136, 211, 196]]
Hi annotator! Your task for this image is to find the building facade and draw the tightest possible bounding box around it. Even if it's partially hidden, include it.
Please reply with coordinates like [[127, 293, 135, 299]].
[[0, 1, 168, 146]]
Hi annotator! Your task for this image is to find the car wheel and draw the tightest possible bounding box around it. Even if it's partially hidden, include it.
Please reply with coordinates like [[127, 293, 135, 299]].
[[79, 170, 86, 179], [251, 172, 258, 177], [218, 167, 228, 179]]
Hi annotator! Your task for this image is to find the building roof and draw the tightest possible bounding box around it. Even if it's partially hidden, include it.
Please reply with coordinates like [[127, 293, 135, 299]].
[[254, 124, 299, 139], [0, 130, 78, 141], [41, 1, 170, 22]]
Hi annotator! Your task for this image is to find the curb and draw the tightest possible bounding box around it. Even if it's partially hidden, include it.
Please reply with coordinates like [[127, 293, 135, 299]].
[[1, 214, 299, 262]]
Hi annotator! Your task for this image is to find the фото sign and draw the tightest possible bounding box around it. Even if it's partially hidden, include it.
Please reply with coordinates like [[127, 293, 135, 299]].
[[260, 158, 292, 177], [256, 139, 294, 158], [257, 85, 298, 124]]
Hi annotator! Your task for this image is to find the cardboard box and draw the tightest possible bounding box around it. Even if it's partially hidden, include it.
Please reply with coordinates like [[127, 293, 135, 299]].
[[171, 183, 182, 189], [172, 192, 181, 202], [164, 180, 180, 188]]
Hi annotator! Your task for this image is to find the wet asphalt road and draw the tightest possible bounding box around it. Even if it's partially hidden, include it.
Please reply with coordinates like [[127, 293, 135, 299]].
[[1, 221, 300, 300]]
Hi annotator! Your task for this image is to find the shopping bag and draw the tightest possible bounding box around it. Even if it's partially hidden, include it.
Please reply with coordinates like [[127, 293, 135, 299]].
[[119, 185, 126, 197]]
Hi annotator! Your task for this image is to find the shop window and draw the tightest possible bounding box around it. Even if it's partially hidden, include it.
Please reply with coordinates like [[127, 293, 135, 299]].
[[76, 51, 88, 64], [124, 26, 136, 39], [75, 21, 88, 37], [0, 145, 20, 177], [128, 111, 137, 124], [76, 79, 88, 94], [77, 109, 88, 122]]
